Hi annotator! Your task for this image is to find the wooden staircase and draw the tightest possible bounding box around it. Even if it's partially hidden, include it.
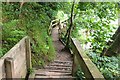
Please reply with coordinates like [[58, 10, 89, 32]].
[[30, 60, 75, 80]]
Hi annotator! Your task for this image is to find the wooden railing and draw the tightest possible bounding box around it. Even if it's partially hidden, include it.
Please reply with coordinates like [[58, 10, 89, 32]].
[[56, 20, 105, 79], [48, 19, 60, 35], [70, 38, 105, 79], [48, 19, 105, 79], [0, 36, 31, 79], [48, 19, 68, 36]]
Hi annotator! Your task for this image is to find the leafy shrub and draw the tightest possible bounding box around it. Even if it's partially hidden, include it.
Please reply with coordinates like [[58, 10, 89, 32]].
[[87, 52, 120, 79], [75, 67, 85, 80], [2, 20, 26, 57], [2, 2, 56, 67], [72, 2, 119, 80]]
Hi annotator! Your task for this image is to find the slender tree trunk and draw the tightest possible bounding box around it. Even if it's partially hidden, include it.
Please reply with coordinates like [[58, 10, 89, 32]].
[[64, 13, 77, 39], [65, 1, 75, 49]]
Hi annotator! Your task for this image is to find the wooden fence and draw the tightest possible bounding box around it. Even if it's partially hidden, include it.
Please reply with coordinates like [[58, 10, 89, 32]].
[[48, 19, 60, 35], [71, 38, 105, 80], [0, 36, 31, 79]]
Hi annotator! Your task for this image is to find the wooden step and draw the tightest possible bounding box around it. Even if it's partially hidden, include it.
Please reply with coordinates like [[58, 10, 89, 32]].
[[49, 70, 72, 73], [35, 75, 75, 78], [35, 69, 71, 73], [32, 60, 73, 80], [44, 66, 72, 71], [48, 63, 72, 67], [35, 72, 71, 76], [53, 60, 73, 64]]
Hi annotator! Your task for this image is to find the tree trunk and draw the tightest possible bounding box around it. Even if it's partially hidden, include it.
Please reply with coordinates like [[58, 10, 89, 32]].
[[100, 26, 120, 57], [111, 26, 120, 40], [104, 33, 120, 56], [64, 1, 75, 49]]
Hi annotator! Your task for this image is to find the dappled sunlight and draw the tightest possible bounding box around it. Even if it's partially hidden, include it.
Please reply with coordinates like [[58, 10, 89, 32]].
[[55, 10, 68, 22]]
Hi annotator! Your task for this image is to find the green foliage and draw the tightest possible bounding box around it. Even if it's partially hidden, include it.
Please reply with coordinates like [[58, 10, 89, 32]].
[[2, 2, 56, 67], [2, 19, 26, 57], [55, 10, 68, 22], [2, 2, 119, 79], [75, 67, 85, 80], [28, 68, 34, 74], [74, 3, 117, 53], [73, 2, 117, 53], [72, 2, 119, 79], [87, 52, 119, 79]]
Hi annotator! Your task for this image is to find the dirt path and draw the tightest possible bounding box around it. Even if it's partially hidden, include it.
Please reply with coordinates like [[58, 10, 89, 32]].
[[51, 26, 73, 61]]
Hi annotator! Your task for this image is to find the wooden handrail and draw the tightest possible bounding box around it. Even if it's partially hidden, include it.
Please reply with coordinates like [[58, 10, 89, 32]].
[[48, 19, 60, 35], [71, 38, 105, 79], [48, 18, 69, 35], [0, 36, 31, 79], [49, 18, 105, 79]]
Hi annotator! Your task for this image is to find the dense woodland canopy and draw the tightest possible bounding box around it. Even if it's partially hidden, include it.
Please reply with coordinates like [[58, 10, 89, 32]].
[[1, 2, 120, 80]]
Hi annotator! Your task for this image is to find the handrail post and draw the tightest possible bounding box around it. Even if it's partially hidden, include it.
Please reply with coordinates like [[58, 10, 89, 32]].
[[72, 54, 77, 76], [25, 37, 32, 71], [71, 38, 105, 79], [58, 19, 62, 39], [71, 41, 79, 76], [5, 57, 15, 80]]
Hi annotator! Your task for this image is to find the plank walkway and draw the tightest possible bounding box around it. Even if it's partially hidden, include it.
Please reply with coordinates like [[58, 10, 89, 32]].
[[31, 26, 74, 80]]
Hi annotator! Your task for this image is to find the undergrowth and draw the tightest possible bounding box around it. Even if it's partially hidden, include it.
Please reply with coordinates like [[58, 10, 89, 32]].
[[2, 2, 56, 67]]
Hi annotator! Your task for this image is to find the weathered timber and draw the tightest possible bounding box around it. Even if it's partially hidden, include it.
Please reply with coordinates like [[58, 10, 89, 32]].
[[0, 36, 31, 79], [5, 57, 14, 80], [71, 38, 105, 80], [25, 37, 32, 70], [48, 19, 59, 35]]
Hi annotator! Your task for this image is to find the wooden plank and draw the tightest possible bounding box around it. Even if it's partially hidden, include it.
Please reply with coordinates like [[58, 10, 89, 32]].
[[0, 59, 5, 79], [48, 63, 72, 67], [5, 57, 15, 79], [25, 37, 32, 70], [71, 38, 104, 79], [72, 53, 78, 76], [53, 60, 72, 63], [45, 66, 72, 71], [15, 61, 27, 78], [14, 58, 26, 78], [14, 50, 26, 71], [0, 36, 28, 79], [52, 23, 58, 27], [35, 75, 73, 78], [36, 72, 71, 76], [1, 36, 27, 59], [51, 19, 59, 23], [0, 60, 3, 79], [36, 69, 71, 73]]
